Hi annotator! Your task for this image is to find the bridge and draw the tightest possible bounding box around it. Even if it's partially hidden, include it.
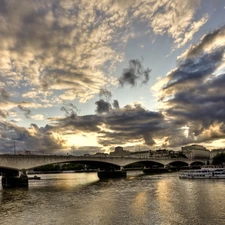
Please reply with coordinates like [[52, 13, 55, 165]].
[[0, 154, 206, 187], [0, 154, 206, 170]]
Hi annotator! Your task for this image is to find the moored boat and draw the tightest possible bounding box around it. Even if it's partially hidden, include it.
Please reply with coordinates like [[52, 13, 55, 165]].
[[28, 175, 41, 180], [179, 168, 225, 179]]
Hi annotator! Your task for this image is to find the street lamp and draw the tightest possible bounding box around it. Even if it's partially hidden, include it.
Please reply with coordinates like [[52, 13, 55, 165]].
[[13, 139, 16, 155]]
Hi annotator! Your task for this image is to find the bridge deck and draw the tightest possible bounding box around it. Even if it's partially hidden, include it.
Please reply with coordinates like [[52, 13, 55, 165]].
[[0, 155, 206, 171]]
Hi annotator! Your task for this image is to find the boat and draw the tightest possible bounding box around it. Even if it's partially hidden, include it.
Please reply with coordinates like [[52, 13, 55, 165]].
[[179, 167, 225, 179], [28, 175, 41, 180], [143, 164, 180, 174]]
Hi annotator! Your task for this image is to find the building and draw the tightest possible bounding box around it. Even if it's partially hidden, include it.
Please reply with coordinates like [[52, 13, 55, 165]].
[[92, 152, 108, 157], [110, 146, 130, 156], [129, 150, 152, 158], [181, 145, 210, 159], [154, 149, 172, 157]]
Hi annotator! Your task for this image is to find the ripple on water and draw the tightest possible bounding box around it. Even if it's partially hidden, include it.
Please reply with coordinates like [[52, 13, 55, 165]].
[[1, 172, 225, 225]]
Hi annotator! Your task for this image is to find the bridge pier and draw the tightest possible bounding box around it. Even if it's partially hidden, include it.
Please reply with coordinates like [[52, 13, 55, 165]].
[[1, 169, 28, 188], [97, 167, 127, 179]]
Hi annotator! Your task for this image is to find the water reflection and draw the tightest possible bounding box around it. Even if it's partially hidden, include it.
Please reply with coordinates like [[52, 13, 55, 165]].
[[1, 172, 225, 225], [131, 191, 148, 216], [30, 172, 100, 192]]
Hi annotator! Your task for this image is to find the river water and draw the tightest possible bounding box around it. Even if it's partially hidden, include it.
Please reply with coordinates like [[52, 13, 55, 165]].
[[0, 171, 225, 225]]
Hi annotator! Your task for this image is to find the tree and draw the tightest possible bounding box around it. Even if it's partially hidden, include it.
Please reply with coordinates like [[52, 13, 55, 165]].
[[212, 153, 225, 165]]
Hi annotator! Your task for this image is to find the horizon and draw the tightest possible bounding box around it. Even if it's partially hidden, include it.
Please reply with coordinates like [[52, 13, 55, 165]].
[[3, 143, 224, 156]]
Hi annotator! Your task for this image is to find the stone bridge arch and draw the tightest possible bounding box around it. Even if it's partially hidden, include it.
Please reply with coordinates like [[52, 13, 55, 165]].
[[29, 159, 122, 171], [124, 160, 165, 168]]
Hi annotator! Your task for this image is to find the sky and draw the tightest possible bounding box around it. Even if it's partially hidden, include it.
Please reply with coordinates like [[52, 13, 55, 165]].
[[1, 0, 225, 155]]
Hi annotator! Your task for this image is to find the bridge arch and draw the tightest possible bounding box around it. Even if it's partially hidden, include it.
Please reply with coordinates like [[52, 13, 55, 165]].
[[190, 161, 205, 166], [28, 159, 122, 171], [0, 166, 19, 173], [166, 161, 189, 167], [124, 160, 165, 168]]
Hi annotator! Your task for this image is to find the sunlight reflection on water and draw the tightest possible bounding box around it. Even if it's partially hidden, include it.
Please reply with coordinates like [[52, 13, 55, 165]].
[[1, 172, 225, 225]]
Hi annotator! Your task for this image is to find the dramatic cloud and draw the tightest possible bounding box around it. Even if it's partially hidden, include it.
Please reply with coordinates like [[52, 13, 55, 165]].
[[96, 89, 120, 114], [112, 100, 120, 109], [154, 25, 225, 147], [159, 48, 224, 100], [0, 121, 66, 153], [0, 0, 205, 108], [180, 25, 225, 59], [0, 0, 220, 154], [95, 99, 112, 114], [50, 103, 166, 148], [119, 59, 151, 87], [134, 0, 207, 48]]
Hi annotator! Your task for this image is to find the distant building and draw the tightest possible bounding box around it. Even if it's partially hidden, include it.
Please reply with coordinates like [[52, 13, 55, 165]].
[[181, 145, 210, 159], [155, 149, 172, 157], [129, 150, 152, 158], [110, 146, 130, 156], [93, 152, 108, 157], [85, 152, 108, 157], [24, 150, 31, 155]]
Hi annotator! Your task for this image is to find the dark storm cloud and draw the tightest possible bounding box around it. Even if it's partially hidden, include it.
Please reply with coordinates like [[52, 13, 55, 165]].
[[119, 59, 151, 87], [18, 104, 32, 118], [96, 89, 120, 112], [52, 114, 102, 136], [95, 99, 112, 114], [97, 105, 165, 146], [143, 133, 156, 146], [157, 27, 225, 147], [0, 122, 66, 153], [166, 73, 225, 131], [52, 103, 166, 147], [161, 47, 224, 100], [112, 100, 120, 109], [164, 53, 225, 122]]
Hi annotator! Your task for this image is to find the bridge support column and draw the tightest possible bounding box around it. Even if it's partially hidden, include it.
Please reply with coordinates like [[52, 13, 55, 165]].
[[97, 167, 127, 179], [2, 169, 28, 188]]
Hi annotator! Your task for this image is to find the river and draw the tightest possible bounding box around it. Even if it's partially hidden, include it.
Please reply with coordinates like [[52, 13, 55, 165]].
[[0, 171, 225, 225]]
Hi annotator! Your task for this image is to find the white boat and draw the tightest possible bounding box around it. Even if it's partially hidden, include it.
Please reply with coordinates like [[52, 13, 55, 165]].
[[179, 168, 225, 179]]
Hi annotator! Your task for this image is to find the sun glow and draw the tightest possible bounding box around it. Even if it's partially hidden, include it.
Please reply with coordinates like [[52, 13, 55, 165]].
[[65, 133, 99, 147], [181, 125, 189, 138]]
